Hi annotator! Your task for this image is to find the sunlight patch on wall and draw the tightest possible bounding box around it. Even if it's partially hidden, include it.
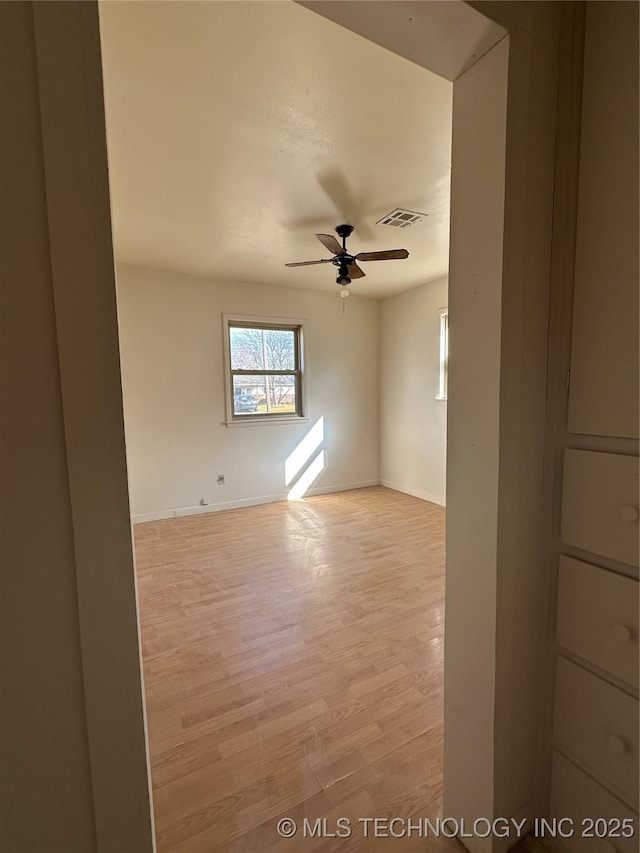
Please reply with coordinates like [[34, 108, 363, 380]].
[[288, 450, 326, 500], [285, 417, 324, 486]]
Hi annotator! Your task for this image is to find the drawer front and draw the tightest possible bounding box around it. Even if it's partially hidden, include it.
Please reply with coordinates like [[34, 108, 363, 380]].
[[561, 449, 639, 567], [557, 557, 639, 687], [550, 751, 639, 853], [554, 657, 639, 808]]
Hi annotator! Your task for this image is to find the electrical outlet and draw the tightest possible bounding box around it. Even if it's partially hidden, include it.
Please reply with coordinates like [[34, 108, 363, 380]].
[[217, 474, 226, 486]]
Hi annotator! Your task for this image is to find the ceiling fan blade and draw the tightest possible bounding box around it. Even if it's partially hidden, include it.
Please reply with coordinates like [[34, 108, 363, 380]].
[[317, 169, 358, 221], [315, 233, 345, 255], [352, 222, 376, 242], [347, 262, 366, 279], [285, 258, 333, 267], [356, 249, 409, 262], [314, 169, 376, 243]]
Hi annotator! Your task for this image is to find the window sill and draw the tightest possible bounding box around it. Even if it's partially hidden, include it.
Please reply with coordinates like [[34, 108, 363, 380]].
[[225, 416, 309, 428]]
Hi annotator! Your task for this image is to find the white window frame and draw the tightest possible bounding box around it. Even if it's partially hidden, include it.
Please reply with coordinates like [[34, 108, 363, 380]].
[[436, 307, 449, 401], [223, 314, 308, 427]]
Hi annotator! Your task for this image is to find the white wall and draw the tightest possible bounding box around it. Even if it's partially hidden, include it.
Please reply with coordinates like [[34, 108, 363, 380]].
[[1, 7, 95, 848], [444, 2, 564, 845], [380, 276, 448, 505], [1, 4, 153, 851], [116, 264, 379, 520], [444, 36, 508, 845]]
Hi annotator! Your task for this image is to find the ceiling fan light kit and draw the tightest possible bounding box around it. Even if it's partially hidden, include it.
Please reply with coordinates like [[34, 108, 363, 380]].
[[285, 224, 409, 292]]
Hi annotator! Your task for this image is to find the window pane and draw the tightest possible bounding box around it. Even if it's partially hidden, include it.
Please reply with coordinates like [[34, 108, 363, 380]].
[[230, 327, 265, 370], [263, 329, 295, 370], [230, 326, 296, 371], [232, 375, 298, 415], [438, 311, 448, 400], [232, 376, 260, 415]]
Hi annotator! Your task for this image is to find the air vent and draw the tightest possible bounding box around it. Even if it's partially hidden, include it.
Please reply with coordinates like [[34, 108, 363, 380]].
[[377, 208, 427, 228]]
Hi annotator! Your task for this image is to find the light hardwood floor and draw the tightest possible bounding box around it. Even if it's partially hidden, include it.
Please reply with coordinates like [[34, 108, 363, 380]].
[[135, 486, 454, 851]]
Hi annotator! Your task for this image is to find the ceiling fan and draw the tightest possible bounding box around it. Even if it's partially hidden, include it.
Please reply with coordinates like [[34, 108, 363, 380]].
[[285, 224, 409, 293]]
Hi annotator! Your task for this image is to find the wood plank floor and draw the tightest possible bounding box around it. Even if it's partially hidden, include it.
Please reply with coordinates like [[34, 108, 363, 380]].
[[135, 486, 454, 851]]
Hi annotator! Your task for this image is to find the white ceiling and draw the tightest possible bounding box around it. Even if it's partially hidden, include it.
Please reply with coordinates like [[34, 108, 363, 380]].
[[99, 0, 453, 298]]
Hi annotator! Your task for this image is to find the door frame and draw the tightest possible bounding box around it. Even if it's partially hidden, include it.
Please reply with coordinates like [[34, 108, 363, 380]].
[[34, 2, 579, 851]]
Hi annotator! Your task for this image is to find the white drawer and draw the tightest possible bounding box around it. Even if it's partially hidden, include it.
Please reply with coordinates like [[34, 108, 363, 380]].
[[550, 751, 639, 853], [561, 449, 639, 567], [554, 657, 639, 808], [557, 556, 639, 687]]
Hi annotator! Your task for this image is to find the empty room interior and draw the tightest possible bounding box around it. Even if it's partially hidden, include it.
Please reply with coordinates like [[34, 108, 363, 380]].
[[3, 1, 638, 852], [100, 2, 454, 850]]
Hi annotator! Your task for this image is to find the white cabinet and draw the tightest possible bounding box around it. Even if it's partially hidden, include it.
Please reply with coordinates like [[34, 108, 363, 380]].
[[566, 1, 639, 440], [549, 2, 640, 842], [557, 557, 639, 687], [561, 450, 639, 568], [554, 657, 638, 807], [550, 751, 639, 853]]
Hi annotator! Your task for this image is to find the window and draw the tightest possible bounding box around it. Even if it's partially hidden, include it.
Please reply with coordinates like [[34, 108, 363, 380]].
[[223, 316, 305, 423], [437, 309, 448, 401]]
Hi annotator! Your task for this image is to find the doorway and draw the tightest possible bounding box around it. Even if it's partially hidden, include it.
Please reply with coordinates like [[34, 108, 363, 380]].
[[19, 1, 565, 850]]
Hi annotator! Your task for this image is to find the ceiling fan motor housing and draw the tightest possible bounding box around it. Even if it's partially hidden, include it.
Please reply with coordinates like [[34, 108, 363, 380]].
[[336, 225, 354, 283], [336, 257, 352, 285], [335, 223, 354, 240]]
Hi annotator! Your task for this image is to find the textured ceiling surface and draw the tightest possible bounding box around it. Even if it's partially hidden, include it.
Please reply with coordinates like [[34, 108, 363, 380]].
[[100, 0, 453, 297]]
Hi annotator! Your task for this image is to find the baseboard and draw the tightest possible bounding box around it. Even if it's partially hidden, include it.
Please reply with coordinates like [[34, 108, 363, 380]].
[[380, 479, 446, 507], [131, 479, 381, 524], [132, 508, 177, 523], [305, 479, 380, 498], [132, 492, 288, 523]]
